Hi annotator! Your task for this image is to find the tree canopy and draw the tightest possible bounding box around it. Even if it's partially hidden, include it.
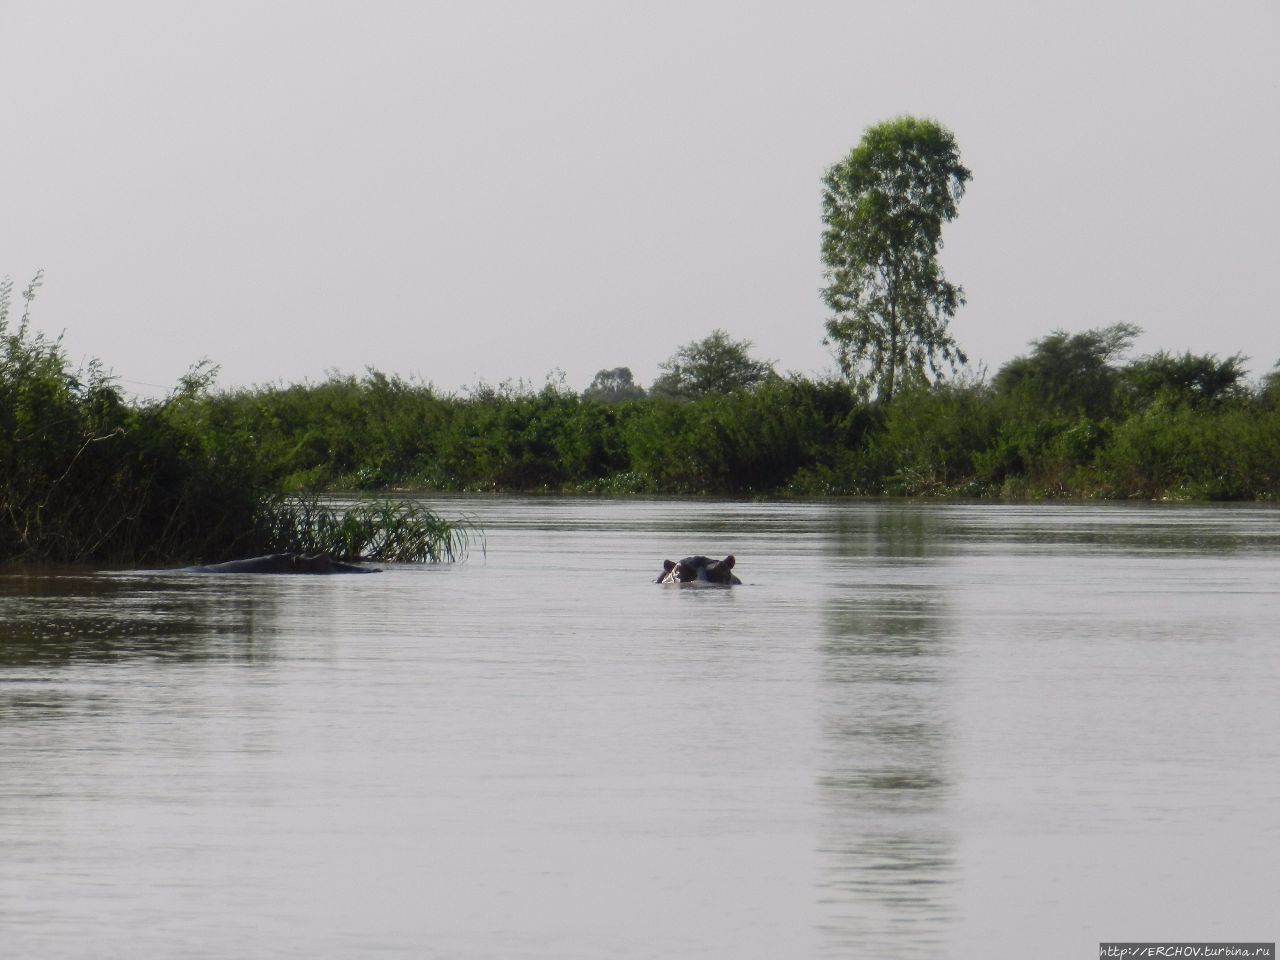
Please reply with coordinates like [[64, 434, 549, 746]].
[[995, 323, 1140, 419], [582, 366, 646, 403], [1122, 350, 1248, 409], [821, 116, 971, 402], [650, 329, 775, 399]]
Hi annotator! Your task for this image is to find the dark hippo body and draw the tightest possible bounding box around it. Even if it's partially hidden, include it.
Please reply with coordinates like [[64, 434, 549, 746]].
[[180, 553, 380, 574], [656, 555, 741, 585]]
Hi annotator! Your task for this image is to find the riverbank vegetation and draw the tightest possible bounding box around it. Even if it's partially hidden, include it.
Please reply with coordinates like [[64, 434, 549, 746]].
[[170, 321, 1278, 502], [258, 496, 480, 563], [7, 117, 1278, 566], [0, 273, 471, 565], [4, 271, 1279, 568]]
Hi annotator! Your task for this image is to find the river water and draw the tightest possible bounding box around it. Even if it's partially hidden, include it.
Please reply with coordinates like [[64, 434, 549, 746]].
[[1, 498, 1277, 958]]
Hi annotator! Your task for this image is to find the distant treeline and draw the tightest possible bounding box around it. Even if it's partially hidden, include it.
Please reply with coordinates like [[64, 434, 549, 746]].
[[4, 270, 1279, 564], [187, 329, 1280, 502]]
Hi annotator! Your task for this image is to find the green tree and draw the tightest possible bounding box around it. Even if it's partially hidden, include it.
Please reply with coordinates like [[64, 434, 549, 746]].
[[583, 366, 646, 403], [1122, 350, 1247, 410], [821, 116, 971, 402], [1262, 362, 1280, 407], [995, 323, 1140, 419], [649, 329, 775, 399]]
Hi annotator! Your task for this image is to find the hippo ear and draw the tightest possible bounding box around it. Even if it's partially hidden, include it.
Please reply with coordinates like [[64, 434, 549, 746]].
[[663, 560, 676, 572], [723, 555, 735, 569]]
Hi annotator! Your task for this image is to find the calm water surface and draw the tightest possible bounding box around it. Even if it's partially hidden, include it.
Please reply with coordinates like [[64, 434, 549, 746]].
[[1, 499, 1277, 958]]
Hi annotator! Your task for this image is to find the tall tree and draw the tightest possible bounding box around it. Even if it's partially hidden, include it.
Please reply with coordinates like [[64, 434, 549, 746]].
[[821, 116, 971, 402]]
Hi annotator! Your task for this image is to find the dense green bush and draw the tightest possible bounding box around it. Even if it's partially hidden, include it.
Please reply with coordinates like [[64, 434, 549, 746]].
[[1, 277, 264, 562], [111, 361, 1280, 503], [1098, 405, 1280, 500], [179, 371, 873, 497], [1, 279, 475, 564], [623, 377, 869, 494], [862, 379, 998, 495], [1121, 351, 1248, 412], [995, 323, 1138, 421]]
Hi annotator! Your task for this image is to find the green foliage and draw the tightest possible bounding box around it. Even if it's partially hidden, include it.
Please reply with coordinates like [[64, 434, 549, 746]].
[[450, 380, 628, 489], [1, 274, 266, 563], [864, 379, 999, 496], [1122, 350, 1247, 410], [582, 367, 646, 403], [649, 329, 776, 399], [256, 496, 481, 562], [625, 376, 869, 494], [6, 272, 1279, 539], [126, 367, 870, 498], [821, 116, 971, 401], [1098, 405, 1280, 500], [995, 323, 1139, 420], [1, 276, 479, 565], [980, 324, 1139, 495], [975, 328, 1276, 498]]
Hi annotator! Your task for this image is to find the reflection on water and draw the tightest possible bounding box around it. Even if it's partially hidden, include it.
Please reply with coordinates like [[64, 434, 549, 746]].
[[1, 499, 1278, 958], [817, 506, 956, 957], [0, 571, 277, 665]]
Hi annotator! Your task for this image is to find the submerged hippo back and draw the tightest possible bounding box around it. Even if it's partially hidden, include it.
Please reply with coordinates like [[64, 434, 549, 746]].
[[182, 553, 380, 574]]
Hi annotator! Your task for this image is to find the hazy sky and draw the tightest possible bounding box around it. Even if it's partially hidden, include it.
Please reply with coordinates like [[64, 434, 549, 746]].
[[3, 0, 1276, 398]]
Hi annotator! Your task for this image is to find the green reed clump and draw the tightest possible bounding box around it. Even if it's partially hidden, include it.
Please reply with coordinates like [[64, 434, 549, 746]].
[[256, 496, 481, 562]]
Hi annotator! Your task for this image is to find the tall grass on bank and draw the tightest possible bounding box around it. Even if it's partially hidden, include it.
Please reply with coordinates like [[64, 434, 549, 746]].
[[256, 496, 482, 562]]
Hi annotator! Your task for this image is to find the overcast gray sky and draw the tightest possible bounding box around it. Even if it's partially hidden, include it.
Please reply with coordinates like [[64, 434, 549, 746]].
[[3, 0, 1276, 397]]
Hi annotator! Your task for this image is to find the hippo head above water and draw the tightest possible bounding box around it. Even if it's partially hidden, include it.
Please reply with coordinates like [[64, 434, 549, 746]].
[[656, 555, 741, 585]]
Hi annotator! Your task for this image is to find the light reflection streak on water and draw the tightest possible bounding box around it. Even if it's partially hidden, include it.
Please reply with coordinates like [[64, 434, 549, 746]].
[[811, 506, 956, 958]]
